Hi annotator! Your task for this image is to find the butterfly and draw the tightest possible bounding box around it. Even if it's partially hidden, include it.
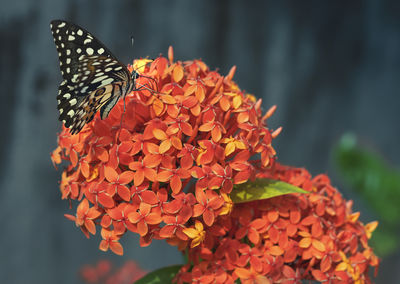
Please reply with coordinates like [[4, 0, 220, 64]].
[[50, 20, 139, 134]]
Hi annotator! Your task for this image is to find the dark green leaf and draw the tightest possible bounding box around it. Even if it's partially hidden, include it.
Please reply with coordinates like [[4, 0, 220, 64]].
[[134, 265, 182, 284], [334, 133, 400, 225], [334, 133, 400, 256]]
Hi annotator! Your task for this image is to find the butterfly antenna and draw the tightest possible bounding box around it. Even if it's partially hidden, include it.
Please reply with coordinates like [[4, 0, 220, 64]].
[[138, 74, 159, 92], [116, 36, 138, 142], [130, 37, 159, 92]]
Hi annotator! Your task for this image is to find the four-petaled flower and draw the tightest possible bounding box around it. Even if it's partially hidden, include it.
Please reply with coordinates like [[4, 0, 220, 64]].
[[65, 198, 102, 238], [128, 202, 162, 236], [99, 228, 124, 255], [193, 188, 224, 226], [104, 167, 134, 201], [183, 220, 206, 248]]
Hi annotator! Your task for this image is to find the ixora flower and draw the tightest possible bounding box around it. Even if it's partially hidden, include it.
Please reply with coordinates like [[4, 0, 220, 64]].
[[176, 164, 380, 283], [51, 47, 379, 283]]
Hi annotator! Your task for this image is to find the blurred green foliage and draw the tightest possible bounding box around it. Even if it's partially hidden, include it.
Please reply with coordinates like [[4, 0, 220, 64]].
[[334, 133, 400, 256], [135, 265, 182, 284]]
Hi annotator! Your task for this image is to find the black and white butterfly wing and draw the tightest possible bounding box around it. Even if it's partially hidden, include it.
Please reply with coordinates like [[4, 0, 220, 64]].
[[50, 20, 134, 134]]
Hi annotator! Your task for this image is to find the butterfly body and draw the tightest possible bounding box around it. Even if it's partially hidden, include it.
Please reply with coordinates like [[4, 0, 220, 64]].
[[50, 20, 138, 134]]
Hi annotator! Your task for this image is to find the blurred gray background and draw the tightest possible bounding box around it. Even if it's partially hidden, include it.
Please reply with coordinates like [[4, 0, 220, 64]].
[[1, 0, 399, 283]]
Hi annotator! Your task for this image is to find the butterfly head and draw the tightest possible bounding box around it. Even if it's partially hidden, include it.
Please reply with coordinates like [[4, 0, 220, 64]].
[[131, 69, 139, 81]]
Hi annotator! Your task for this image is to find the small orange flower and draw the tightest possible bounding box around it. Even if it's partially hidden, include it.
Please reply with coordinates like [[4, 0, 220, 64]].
[[219, 193, 233, 215], [85, 182, 115, 209], [106, 203, 137, 234], [157, 167, 191, 194], [104, 167, 134, 201], [193, 188, 224, 226], [65, 198, 102, 238], [183, 220, 206, 248], [234, 267, 270, 284], [128, 202, 162, 236], [99, 228, 123, 255], [221, 136, 246, 156], [364, 221, 378, 239], [152, 128, 182, 153], [128, 154, 160, 186]]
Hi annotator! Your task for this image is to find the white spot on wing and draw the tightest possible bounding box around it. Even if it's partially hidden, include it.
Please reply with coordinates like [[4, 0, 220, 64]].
[[98, 48, 105, 54], [92, 75, 108, 84], [84, 38, 92, 45], [70, 98, 77, 106], [58, 22, 66, 28], [86, 48, 94, 55], [77, 29, 83, 36], [67, 110, 75, 117], [63, 93, 71, 99], [101, 78, 114, 86], [71, 74, 79, 83], [68, 35, 75, 41]]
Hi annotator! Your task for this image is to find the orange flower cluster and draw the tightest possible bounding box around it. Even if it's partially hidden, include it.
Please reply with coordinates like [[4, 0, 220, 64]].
[[51, 47, 277, 254], [52, 47, 379, 282], [176, 163, 379, 283], [80, 259, 146, 284]]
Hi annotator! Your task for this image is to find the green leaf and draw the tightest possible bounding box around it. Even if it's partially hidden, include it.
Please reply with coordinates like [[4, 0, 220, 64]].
[[134, 265, 182, 284], [334, 133, 400, 225], [334, 133, 400, 256], [231, 178, 309, 203]]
